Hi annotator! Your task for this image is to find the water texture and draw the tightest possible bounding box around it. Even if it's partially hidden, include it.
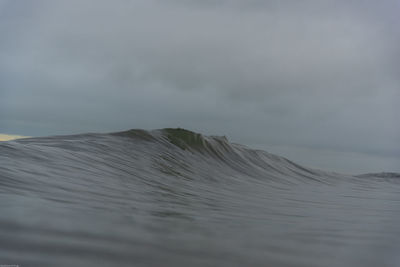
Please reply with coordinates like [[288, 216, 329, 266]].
[[1, 128, 399, 267]]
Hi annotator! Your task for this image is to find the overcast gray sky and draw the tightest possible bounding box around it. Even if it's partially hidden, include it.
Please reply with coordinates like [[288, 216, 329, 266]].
[[0, 0, 399, 173]]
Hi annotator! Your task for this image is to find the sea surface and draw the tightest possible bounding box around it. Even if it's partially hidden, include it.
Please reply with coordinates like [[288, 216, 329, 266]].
[[1, 128, 399, 267]]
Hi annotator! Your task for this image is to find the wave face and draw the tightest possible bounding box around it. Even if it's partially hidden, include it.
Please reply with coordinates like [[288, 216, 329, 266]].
[[1, 128, 400, 267]]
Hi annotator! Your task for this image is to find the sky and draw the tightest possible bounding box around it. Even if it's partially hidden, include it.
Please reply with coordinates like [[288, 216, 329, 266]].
[[0, 0, 399, 174]]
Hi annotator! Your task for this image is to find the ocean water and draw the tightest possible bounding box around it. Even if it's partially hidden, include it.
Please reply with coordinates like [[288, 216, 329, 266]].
[[0, 128, 399, 267]]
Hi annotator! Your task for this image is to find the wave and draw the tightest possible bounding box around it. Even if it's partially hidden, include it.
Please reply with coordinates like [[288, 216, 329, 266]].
[[1, 128, 400, 267]]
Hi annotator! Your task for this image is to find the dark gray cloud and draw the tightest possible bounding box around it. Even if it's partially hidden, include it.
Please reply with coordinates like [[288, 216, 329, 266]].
[[0, 0, 399, 173]]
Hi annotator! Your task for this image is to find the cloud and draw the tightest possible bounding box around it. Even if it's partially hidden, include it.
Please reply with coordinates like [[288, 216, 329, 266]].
[[0, 0, 398, 172]]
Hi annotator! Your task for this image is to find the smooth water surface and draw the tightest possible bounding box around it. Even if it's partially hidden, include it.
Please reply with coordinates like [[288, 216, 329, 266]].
[[1, 129, 400, 266]]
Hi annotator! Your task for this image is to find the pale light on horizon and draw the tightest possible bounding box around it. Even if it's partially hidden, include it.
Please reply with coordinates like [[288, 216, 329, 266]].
[[0, 134, 29, 141]]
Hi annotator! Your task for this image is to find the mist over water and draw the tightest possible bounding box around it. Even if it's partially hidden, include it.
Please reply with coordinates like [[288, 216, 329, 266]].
[[1, 128, 400, 267]]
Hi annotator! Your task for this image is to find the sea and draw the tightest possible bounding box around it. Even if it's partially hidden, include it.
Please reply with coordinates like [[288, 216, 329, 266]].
[[1, 128, 399, 267]]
